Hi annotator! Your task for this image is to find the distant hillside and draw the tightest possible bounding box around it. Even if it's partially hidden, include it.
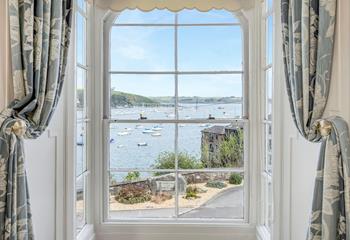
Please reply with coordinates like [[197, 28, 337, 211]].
[[76, 90, 160, 108], [77, 90, 242, 108], [110, 91, 160, 107], [150, 96, 242, 104]]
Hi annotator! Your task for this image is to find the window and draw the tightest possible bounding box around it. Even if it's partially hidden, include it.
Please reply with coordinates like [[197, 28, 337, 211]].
[[261, 0, 274, 233], [103, 9, 248, 221], [75, 0, 90, 234]]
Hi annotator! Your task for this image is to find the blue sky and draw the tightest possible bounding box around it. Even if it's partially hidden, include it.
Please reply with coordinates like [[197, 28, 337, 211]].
[[76, 9, 245, 97]]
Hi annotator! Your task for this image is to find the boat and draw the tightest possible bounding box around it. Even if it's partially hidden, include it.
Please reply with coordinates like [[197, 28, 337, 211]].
[[137, 142, 148, 146], [152, 126, 163, 131], [110, 138, 115, 143], [135, 125, 144, 129], [124, 128, 133, 131], [179, 124, 185, 127], [151, 132, 161, 137], [200, 124, 211, 127], [117, 144, 124, 148], [218, 106, 225, 109], [117, 131, 130, 136], [142, 129, 154, 134]]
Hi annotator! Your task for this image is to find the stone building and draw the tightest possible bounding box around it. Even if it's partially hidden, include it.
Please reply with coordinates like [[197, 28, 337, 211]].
[[201, 124, 242, 167]]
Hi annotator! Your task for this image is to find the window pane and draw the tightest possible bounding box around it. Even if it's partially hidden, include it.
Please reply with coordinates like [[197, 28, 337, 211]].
[[76, 12, 86, 65], [178, 172, 244, 219], [264, 178, 273, 230], [76, 67, 86, 121], [109, 123, 175, 169], [178, 9, 239, 24], [265, 68, 272, 120], [76, 176, 86, 232], [115, 9, 175, 24], [266, 0, 273, 13], [178, 26, 242, 71], [265, 123, 272, 174], [266, 16, 273, 65], [178, 124, 244, 169], [76, 121, 87, 176], [110, 74, 175, 120], [109, 171, 175, 219], [77, 0, 86, 13], [178, 74, 243, 119], [110, 27, 174, 71]]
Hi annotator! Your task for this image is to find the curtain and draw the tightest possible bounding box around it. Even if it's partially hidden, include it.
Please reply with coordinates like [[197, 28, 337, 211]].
[[281, 0, 350, 239], [0, 0, 73, 238]]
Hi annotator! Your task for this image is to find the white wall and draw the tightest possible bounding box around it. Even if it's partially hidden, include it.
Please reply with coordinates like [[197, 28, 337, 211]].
[[280, 1, 350, 239]]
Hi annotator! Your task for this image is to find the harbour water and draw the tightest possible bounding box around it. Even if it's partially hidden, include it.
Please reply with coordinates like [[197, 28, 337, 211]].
[[77, 103, 242, 180]]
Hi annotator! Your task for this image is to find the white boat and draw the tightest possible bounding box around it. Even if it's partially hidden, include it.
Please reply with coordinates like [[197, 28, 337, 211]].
[[135, 125, 144, 129], [179, 124, 185, 127], [200, 124, 211, 128], [151, 133, 161, 137], [137, 142, 148, 146], [124, 128, 133, 131], [152, 126, 163, 131], [117, 144, 124, 148], [117, 131, 130, 136], [167, 113, 175, 118], [142, 129, 154, 134]]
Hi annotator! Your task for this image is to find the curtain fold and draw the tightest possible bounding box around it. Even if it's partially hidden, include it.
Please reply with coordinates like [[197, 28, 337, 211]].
[[0, 0, 73, 238], [281, 0, 350, 239]]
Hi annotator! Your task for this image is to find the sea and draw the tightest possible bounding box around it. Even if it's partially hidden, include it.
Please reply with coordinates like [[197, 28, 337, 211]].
[[77, 103, 242, 180]]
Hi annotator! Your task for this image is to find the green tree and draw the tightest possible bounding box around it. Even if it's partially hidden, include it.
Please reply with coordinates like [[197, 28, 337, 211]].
[[218, 129, 244, 167], [152, 151, 203, 175], [124, 171, 140, 182]]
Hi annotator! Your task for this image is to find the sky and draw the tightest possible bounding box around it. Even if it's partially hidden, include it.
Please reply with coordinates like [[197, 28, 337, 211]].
[[76, 9, 264, 98], [109, 9, 243, 98]]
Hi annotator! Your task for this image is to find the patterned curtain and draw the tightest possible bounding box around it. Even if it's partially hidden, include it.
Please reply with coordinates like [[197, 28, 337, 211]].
[[281, 0, 350, 239], [0, 0, 73, 238]]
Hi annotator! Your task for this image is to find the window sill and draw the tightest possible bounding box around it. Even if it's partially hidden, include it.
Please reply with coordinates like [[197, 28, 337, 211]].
[[95, 222, 256, 240], [256, 225, 271, 240], [77, 224, 95, 240]]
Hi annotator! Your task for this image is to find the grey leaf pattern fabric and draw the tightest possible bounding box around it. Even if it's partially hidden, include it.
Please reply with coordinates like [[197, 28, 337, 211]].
[[281, 0, 350, 239], [0, 0, 73, 239]]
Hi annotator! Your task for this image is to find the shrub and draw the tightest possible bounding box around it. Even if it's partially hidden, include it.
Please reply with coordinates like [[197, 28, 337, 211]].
[[201, 128, 244, 168], [151, 192, 173, 204], [184, 186, 200, 199], [153, 151, 203, 175], [205, 180, 227, 189], [229, 173, 243, 185], [115, 185, 151, 204], [124, 171, 140, 182]]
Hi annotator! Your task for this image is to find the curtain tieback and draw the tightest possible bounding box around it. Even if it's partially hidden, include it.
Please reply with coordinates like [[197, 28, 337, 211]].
[[316, 119, 332, 138], [11, 119, 27, 137]]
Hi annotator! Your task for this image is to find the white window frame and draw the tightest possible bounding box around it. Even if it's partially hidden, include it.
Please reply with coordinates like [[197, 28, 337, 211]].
[[86, 3, 278, 239], [259, 0, 274, 237], [101, 10, 251, 224], [66, 1, 94, 239]]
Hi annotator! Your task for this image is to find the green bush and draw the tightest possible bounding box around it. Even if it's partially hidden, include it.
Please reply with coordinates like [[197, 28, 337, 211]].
[[152, 151, 203, 175], [205, 180, 227, 189], [229, 173, 243, 185], [124, 171, 140, 182], [115, 185, 151, 204], [201, 128, 244, 168], [184, 186, 200, 199]]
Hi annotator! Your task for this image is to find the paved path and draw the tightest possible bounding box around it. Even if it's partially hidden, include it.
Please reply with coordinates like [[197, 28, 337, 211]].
[[110, 186, 243, 219], [180, 186, 243, 218]]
